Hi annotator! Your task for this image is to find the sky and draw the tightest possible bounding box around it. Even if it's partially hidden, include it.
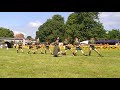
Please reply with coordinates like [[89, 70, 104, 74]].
[[0, 12, 120, 38]]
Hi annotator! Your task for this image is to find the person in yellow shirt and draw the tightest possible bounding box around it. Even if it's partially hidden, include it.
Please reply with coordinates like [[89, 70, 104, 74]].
[[17, 40, 23, 53]]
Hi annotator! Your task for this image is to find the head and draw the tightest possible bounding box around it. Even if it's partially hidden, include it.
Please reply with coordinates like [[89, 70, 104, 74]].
[[75, 37, 79, 41], [65, 38, 68, 41], [55, 40, 59, 45], [90, 38, 95, 40], [57, 37, 59, 40]]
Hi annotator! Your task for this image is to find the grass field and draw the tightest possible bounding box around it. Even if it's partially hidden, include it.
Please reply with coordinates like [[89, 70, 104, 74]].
[[0, 47, 120, 78]]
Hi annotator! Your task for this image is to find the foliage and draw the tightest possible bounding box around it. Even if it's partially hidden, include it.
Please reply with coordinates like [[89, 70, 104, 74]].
[[26, 36, 33, 40], [105, 29, 120, 40], [0, 27, 14, 38], [36, 12, 120, 43], [65, 12, 106, 43], [36, 14, 65, 42]]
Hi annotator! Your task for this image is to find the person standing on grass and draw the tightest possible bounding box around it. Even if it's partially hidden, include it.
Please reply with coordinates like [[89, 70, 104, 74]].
[[53, 37, 62, 57], [17, 40, 23, 53], [88, 38, 103, 57], [73, 37, 87, 56], [62, 38, 74, 55]]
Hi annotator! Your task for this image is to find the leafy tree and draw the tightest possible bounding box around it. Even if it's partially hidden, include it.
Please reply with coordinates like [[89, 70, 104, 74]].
[[36, 14, 65, 42], [65, 12, 106, 43], [0, 27, 14, 38], [106, 29, 120, 40], [36, 12, 106, 43], [26, 36, 33, 40]]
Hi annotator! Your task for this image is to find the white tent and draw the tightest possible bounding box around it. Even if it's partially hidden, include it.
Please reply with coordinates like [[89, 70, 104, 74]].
[[80, 40, 89, 44]]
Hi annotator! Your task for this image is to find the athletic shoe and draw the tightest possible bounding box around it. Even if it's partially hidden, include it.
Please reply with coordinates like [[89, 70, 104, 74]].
[[62, 52, 66, 55], [84, 54, 88, 56], [73, 52, 77, 56], [41, 52, 44, 54]]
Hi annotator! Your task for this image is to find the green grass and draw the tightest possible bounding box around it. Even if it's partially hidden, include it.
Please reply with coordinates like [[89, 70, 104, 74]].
[[0, 48, 120, 78]]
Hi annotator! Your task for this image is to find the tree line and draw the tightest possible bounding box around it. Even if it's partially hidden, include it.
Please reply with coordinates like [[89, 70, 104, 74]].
[[0, 12, 120, 43], [36, 12, 120, 43]]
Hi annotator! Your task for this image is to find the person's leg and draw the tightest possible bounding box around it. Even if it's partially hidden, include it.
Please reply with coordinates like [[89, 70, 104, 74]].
[[62, 46, 66, 54], [45, 48, 47, 54], [75, 48, 78, 53], [58, 46, 62, 55], [21, 46, 23, 52], [45, 46, 49, 54], [65, 49, 67, 53], [49, 48, 53, 54], [46, 46, 52, 54], [73, 47, 77, 56], [28, 46, 31, 54], [17, 46, 19, 53], [28, 49, 30, 54], [69, 48, 74, 55], [78, 46, 87, 56], [80, 50, 87, 56], [21, 49, 23, 52], [61, 46, 66, 55], [89, 47, 92, 56], [34, 46, 38, 54], [40, 48, 44, 54], [31, 47, 35, 54], [34, 46, 37, 54], [94, 48, 103, 56], [17, 48, 19, 53], [64, 46, 68, 55]]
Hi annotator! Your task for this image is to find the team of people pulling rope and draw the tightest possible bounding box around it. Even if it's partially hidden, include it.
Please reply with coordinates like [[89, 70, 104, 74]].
[[16, 37, 103, 57]]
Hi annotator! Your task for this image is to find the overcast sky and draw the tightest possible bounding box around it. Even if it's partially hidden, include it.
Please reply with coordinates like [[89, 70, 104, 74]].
[[99, 12, 120, 30], [0, 12, 119, 38]]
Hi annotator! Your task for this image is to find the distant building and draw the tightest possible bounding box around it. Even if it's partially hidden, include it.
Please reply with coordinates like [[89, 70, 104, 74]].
[[0, 37, 25, 48], [14, 33, 24, 39]]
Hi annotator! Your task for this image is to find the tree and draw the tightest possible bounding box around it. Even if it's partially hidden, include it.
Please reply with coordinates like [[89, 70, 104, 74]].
[[36, 14, 65, 42], [106, 29, 120, 40], [0, 27, 14, 38], [65, 12, 106, 43], [36, 12, 106, 43], [26, 36, 33, 40]]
